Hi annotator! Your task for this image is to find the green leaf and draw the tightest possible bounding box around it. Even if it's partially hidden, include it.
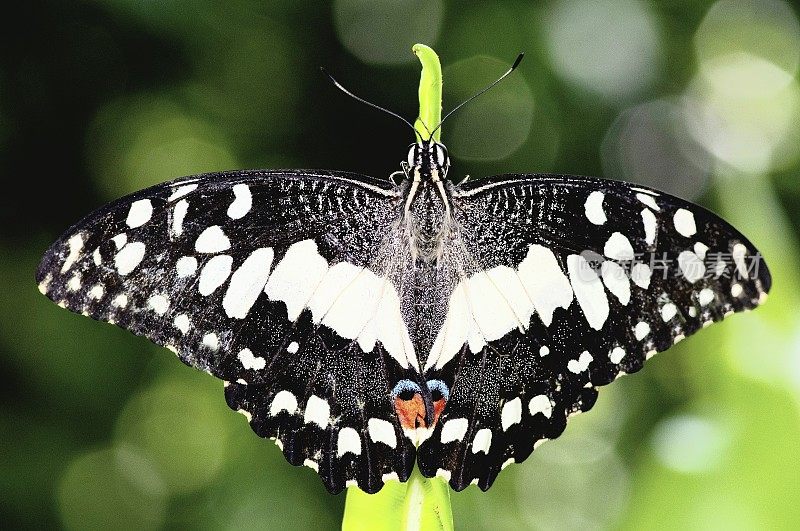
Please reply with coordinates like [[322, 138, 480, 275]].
[[412, 43, 443, 143], [341, 468, 453, 531]]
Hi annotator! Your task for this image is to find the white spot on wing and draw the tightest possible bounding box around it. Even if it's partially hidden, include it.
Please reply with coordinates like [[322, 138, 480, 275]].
[[198, 255, 233, 296], [641, 208, 657, 245], [731, 283, 743, 297], [202, 332, 219, 350], [304, 256, 416, 370], [337, 427, 362, 457], [126, 199, 153, 228], [673, 209, 697, 237], [195, 225, 230, 253], [168, 183, 197, 201], [529, 395, 553, 418], [67, 274, 81, 292], [584, 191, 606, 225], [609, 346, 626, 364], [368, 418, 397, 448], [38, 274, 52, 295], [175, 256, 198, 277], [732, 243, 749, 279], [518, 245, 574, 327], [172, 199, 189, 236], [265, 240, 328, 321], [238, 348, 266, 370], [678, 250, 706, 283], [430, 267, 525, 361], [471, 429, 492, 454], [174, 314, 190, 333], [539, 345, 550, 357], [304, 395, 330, 429], [440, 418, 469, 443], [601, 261, 630, 305], [61, 233, 84, 273], [111, 233, 127, 250], [661, 302, 678, 321], [112, 294, 128, 308], [694, 242, 709, 259], [436, 469, 452, 481], [631, 263, 652, 289], [567, 350, 593, 373], [147, 294, 169, 315], [287, 341, 299, 353], [567, 254, 609, 330], [223, 247, 274, 318], [270, 390, 297, 416], [114, 242, 146, 275], [227, 184, 252, 219], [428, 243, 574, 370], [88, 284, 104, 300], [501, 398, 522, 431], [636, 193, 660, 211], [603, 232, 634, 261], [634, 321, 650, 340]]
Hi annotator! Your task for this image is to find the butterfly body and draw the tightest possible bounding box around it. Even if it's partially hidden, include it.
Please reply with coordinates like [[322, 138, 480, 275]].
[[37, 139, 770, 493]]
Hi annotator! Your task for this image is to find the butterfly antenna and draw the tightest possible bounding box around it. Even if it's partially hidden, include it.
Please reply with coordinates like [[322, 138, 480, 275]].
[[428, 52, 525, 140], [321, 67, 417, 133]]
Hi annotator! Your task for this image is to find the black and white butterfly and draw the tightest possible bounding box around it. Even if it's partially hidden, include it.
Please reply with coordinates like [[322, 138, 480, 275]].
[[36, 67, 770, 494]]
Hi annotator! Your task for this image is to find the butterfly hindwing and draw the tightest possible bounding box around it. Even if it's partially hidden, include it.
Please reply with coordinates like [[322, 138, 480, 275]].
[[417, 174, 770, 490], [36, 169, 419, 494]]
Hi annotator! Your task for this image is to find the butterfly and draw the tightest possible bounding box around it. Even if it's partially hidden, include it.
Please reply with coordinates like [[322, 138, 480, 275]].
[[36, 64, 770, 495]]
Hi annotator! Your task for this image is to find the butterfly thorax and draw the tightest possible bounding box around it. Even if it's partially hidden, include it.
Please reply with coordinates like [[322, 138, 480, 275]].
[[405, 180, 452, 263], [403, 141, 453, 264]]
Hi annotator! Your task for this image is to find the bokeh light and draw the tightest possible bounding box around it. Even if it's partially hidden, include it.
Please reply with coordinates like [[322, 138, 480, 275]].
[[602, 99, 712, 199], [334, 0, 444, 65], [57, 446, 167, 530], [651, 414, 732, 474], [516, 430, 630, 530], [443, 56, 534, 161], [542, 0, 662, 100], [687, 0, 800, 174], [87, 94, 238, 199], [114, 377, 232, 494]]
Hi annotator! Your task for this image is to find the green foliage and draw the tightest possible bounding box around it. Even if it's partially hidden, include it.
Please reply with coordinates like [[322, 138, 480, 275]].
[[342, 469, 453, 531]]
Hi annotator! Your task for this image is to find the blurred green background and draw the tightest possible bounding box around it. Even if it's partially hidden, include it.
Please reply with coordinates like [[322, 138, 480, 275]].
[[2, 0, 800, 529]]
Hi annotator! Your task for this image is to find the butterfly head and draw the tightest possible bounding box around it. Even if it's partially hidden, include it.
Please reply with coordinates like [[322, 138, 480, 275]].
[[406, 141, 450, 180]]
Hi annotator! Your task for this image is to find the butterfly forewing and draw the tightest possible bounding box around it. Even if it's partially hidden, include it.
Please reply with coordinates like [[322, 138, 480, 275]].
[[416, 174, 770, 491], [36, 169, 421, 494]]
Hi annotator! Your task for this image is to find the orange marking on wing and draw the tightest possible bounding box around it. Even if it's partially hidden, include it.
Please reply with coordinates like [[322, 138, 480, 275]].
[[394, 395, 426, 429], [432, 399, 447, 426]]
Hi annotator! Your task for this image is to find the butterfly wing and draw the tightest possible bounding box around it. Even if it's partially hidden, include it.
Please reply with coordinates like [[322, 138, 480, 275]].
[[36, 169, 418, 494], [417, 173, 770, 491]]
